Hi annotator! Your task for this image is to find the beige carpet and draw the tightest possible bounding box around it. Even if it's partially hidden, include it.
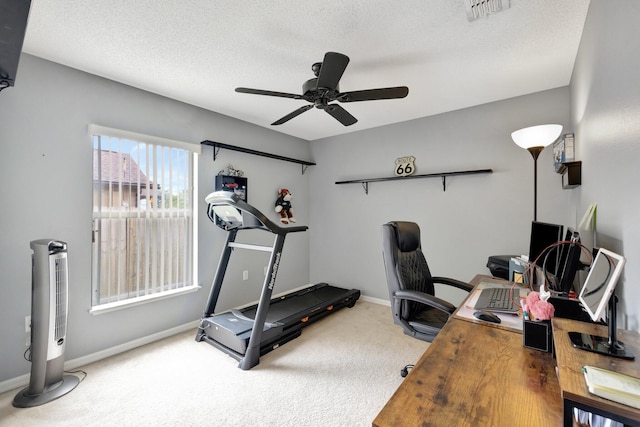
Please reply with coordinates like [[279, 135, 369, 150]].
[[0, 301, 428, 427]]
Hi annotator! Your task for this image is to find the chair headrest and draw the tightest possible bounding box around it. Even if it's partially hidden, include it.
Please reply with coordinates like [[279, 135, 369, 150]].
[[390, 221, 420, 252]]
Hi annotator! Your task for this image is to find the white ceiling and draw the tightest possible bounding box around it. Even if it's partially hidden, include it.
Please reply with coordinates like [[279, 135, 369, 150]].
[[22, 0, 591, 141]]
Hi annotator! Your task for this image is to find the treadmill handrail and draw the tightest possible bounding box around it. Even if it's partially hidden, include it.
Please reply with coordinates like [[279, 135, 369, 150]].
[[205, 191, 308, 234]]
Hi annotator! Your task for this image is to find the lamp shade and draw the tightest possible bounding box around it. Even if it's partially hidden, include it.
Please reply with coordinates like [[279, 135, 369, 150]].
[[511, 124, 563, 149]]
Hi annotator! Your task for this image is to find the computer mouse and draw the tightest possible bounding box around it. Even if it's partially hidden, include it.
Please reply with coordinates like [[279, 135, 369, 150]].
[[473, 310, 501, 324]]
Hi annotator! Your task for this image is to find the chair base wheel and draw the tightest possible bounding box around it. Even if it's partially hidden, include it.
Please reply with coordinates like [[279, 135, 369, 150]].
[[400, 364, 414, 377]]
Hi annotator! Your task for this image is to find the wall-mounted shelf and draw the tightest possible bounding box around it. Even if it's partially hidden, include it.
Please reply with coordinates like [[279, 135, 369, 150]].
[[200, 140, 316, 174], [557, 161, 581, 189], [335, 168, 493, 194]]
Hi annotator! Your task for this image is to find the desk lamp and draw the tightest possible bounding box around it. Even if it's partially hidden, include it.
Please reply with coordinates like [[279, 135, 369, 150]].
[[511, 124, 563, 221]]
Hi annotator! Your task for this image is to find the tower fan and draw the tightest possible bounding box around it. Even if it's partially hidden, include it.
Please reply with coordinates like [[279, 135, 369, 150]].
[[13, 240, 79, 407]]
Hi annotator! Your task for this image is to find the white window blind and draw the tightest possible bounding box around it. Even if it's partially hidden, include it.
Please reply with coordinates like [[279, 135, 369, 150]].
[[90, 125, 199, 308]]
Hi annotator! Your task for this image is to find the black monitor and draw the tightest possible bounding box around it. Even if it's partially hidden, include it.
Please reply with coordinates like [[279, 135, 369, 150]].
[[529, 221, 563, 273], [556, 228, 582, 294]]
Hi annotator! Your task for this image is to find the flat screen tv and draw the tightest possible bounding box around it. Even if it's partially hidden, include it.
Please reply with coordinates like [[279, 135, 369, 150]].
[[0, 0, 32, 90]]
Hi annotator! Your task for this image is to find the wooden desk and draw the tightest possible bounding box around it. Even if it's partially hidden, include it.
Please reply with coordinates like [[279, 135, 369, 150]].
[[552, 317, 640, 426], [373, 275, 562, 427]]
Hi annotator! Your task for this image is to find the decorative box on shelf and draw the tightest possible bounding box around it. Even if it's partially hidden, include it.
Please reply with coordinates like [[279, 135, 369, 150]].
[[557, 161, 582, 189]]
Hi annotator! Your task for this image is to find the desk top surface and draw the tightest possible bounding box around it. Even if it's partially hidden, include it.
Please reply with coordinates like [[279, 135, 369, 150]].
[[372, 274, 562, 427], [552, 317, 640, 422], [453, 274, 526, 332]]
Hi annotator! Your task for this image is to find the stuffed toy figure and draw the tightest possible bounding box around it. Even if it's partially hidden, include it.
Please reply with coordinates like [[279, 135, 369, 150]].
[[275, 188, 296, 224]]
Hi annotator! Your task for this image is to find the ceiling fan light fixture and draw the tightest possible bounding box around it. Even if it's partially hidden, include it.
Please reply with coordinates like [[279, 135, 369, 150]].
[[464, 0, 510, 21]]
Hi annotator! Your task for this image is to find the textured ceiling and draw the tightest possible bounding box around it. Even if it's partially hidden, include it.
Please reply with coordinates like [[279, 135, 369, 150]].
[[22, 0, 591, 141]]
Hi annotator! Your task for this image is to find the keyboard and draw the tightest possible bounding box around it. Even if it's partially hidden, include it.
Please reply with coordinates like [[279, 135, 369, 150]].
[[474, 287, 520, 313]]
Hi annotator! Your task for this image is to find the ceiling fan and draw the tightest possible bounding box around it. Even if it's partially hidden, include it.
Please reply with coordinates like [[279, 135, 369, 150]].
[[235, 52, 409, 126]]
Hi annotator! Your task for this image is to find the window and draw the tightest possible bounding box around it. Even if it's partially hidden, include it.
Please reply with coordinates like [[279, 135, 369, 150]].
[[90, 125, 199, 311]]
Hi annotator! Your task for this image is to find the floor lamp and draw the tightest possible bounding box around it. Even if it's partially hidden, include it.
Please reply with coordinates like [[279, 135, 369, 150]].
[[511, 124, 563, 221]]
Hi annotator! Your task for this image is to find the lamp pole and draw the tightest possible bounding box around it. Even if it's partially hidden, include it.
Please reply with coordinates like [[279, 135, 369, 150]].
[[527, 146, 544, 222]]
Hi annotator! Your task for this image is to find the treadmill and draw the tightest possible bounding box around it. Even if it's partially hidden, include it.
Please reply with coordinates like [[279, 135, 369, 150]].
[[196, 191, 360, 370]]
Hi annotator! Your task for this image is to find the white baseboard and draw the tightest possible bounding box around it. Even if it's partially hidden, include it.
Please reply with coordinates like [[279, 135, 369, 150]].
[[359, 294, 390, 306], [0, 320, 200, 395], [1, 289, 390, 395]]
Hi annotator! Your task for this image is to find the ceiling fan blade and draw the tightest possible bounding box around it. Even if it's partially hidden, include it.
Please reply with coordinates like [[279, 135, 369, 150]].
[[338, 86, 409, 102], [325, 104, 357, 126], [236, 87, 302, 100], [271, 104, 314, 125], [316, 52, 350, 90]]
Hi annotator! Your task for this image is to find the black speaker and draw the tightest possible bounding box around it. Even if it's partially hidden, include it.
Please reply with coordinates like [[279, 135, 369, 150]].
[[523, 320, 553, 353], [0, 0, 32, 89]]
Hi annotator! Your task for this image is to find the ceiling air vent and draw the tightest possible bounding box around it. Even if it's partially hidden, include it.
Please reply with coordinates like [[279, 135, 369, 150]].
[[464, 0, 510, 21]]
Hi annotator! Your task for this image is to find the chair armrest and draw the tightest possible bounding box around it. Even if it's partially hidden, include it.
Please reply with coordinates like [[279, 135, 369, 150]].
[[393, 289, 456, 314], [431, 276, 474, 293]]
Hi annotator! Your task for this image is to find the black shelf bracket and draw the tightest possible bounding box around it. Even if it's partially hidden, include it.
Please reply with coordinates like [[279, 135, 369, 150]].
[[335, 168, 493, 194], [201, 140, 316, 175]]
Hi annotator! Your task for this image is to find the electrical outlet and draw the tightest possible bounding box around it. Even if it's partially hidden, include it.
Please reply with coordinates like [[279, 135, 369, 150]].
[[264, 266, 268, 276], [25, 315, 31, 333], [26, 334, 30, 346], [243, 270, 249, 281]]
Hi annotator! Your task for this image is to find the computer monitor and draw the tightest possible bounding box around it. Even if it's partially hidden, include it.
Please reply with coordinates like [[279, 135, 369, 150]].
[[556, 228, 582, 294], [529, 221, 563, 273], [569, 248, 634, 360], [578, 248, 625, 322]]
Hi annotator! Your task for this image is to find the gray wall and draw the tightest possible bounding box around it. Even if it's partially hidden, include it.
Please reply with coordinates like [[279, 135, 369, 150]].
[[306, 0, 640, 329], [569, 0, 640, 331], [0, 54, 312, 384], [308, 87, 573, 306]]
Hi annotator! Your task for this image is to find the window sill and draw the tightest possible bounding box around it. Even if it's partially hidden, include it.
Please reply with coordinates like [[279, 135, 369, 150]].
[[90, 285, 201, 315]]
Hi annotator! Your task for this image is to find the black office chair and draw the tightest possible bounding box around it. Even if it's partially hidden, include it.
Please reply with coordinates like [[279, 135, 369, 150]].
[[381, 221, 473, 376]]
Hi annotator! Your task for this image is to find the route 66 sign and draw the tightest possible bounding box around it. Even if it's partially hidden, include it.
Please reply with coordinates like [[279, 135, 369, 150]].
[[395, 156, 416, 177]]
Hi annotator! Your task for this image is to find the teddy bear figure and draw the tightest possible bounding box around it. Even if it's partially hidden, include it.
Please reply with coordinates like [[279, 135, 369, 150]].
[[275, 188, 296, 224]]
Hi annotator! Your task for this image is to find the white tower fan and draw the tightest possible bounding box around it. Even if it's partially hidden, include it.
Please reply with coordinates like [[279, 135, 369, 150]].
[[13, 240, 79, 407]]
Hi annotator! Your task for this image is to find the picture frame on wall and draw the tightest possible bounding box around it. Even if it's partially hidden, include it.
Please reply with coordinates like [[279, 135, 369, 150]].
[[553, 133, 575, 172]]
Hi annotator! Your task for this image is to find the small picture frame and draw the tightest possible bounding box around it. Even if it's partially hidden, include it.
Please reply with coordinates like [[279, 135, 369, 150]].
[[553, 133, 575, 172]]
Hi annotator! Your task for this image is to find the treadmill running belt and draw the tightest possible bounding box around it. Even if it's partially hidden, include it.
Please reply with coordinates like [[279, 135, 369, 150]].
[[242, 284, 352, 324], [200, 283, 359, 357]]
